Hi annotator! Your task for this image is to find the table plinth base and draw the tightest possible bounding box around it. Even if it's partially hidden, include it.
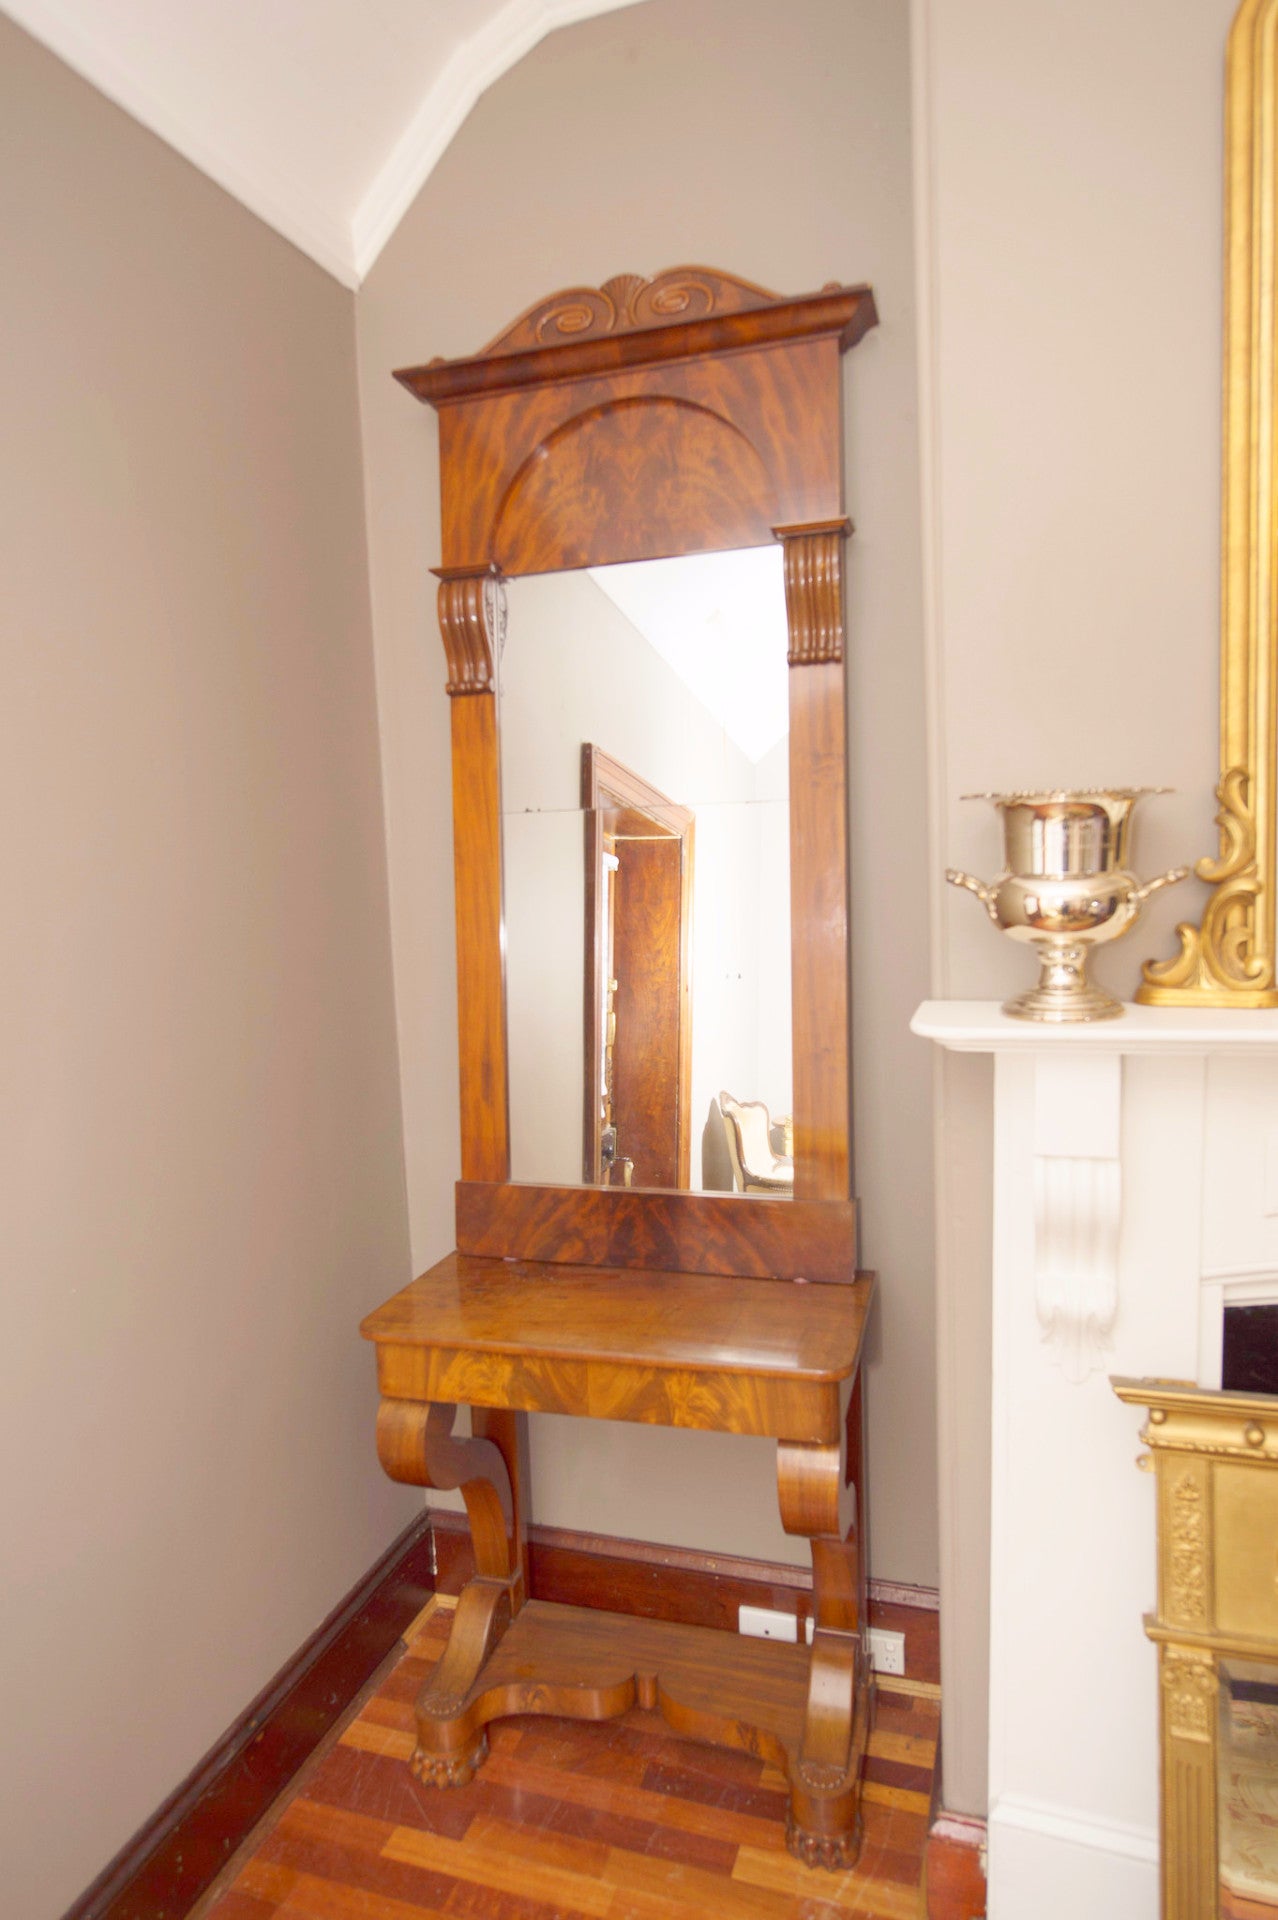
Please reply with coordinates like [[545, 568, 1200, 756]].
[[412, 1597, 871, 1869]]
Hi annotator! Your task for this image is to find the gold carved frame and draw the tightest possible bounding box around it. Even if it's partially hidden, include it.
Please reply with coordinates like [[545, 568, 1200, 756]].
[[1113, 1379, 1278, 1919], [1140, 0, 1278, 1005]]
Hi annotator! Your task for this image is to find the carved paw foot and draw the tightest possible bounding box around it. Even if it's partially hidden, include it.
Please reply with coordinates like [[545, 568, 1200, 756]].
[[411, 1728, 489, 1788], [785, 1810, 863, 1871]]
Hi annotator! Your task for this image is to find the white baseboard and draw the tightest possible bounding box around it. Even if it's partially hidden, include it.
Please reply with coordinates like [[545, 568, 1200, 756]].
[[988, 1794, 1158, 1920]]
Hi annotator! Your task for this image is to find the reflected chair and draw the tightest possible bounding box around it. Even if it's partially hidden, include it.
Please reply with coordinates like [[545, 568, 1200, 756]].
[[718, 1090, 796, 1193]]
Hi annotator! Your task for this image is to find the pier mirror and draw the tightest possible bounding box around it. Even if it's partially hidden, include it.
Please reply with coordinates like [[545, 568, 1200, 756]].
[[396, 265, 876, 1278]]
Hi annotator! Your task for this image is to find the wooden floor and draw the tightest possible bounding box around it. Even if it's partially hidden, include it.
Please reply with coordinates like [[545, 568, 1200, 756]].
[[198, 1596, 939, 1920]]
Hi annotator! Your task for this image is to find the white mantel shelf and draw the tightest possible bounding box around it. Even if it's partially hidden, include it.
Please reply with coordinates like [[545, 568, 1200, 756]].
[[912, 998, 1278, 1053]]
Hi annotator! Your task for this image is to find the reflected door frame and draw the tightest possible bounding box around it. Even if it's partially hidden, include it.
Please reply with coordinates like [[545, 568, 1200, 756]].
[[582, 743, 693, 1187]]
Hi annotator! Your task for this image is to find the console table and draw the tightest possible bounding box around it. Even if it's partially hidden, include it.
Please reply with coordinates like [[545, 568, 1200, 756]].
[[362, 1253, 875, 1867]]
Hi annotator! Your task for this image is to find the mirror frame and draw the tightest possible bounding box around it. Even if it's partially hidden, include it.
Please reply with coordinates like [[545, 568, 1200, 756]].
[[395, 266, 877, 1280], [1113, 1376, 1278, 1919], [1139, 0, 1278, 1007]]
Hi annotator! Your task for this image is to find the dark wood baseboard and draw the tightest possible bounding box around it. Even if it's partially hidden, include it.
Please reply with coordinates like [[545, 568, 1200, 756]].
[[62, 1511, 435, 1920], [925, 1814, 987, 1920], [431, 1509, 941, 1683]]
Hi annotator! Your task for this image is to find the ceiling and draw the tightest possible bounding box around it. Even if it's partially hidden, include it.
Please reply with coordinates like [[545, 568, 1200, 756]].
[[4, 0, 645, 287]]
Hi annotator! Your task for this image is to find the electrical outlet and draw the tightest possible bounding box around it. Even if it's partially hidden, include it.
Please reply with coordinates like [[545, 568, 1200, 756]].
[[868, 1627, 906, 1676], [738, 1603, 799, 1643]]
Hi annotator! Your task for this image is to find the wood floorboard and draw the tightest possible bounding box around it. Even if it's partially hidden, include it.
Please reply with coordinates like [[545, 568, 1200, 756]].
[[202, 1597, 940, 1920]]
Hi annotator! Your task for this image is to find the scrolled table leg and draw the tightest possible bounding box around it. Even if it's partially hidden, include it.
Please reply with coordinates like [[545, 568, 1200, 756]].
[[375, 1399, 523, 1784], [776, 1374, 870, 1870]]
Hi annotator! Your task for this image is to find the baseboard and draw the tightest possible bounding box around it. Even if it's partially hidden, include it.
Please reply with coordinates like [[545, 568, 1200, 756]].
[[62, 1512, 435, 1920], [431, 1510, 941, 1681], [926, 1813, 987, 1920], [987, 1794, 1157, 1920]]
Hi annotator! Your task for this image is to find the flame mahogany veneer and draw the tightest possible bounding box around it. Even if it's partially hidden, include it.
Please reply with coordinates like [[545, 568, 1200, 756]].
[[362, 266, 878, 1869]]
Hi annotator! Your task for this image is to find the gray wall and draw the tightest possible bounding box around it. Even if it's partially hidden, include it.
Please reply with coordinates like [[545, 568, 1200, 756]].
[[0, 20, 414, 1913], [356, 0, 938, 1584]]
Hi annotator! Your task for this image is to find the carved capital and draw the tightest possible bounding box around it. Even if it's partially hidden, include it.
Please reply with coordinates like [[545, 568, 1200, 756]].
[[1161, 1646, 1216, 1743], [775, 521, 850, 665], [436, 572, 505, 696]]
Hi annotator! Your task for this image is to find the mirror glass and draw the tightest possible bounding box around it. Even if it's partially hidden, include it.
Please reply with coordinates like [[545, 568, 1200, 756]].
[[500, 548, 793, 1194], [1219, 1657, 1278, 1915]]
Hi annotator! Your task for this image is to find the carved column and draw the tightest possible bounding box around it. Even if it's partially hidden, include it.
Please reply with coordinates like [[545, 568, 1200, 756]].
[[436, 567, 510, 1183], [776, 519, 853, 1204]]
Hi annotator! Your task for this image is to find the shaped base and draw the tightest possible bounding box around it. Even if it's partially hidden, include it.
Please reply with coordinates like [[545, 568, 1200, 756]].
[[414, 1598, 870, 1870]]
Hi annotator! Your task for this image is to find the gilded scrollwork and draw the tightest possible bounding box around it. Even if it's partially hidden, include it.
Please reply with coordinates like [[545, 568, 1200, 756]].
[[1139, 766, 1267, 997]]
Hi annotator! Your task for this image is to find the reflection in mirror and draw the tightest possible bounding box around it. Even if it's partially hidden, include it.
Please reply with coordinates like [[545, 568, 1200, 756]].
[[500, 548, 792, 1194], [1220, 1658, 1278, 1915]]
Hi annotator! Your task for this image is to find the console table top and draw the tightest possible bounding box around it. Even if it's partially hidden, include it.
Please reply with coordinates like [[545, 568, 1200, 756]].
[[361, 1254, 874, 1442]]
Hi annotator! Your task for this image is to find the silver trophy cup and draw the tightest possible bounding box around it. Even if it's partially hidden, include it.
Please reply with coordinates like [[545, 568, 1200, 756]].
[[947, 789, 1188, 1022]]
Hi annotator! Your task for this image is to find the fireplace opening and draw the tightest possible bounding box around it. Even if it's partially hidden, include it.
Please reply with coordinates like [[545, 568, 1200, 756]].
[[1222, 1302, 1278, 1396]]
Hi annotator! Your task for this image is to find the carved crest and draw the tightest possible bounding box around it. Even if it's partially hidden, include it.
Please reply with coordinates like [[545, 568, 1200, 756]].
[[480, 266, 783, 356]]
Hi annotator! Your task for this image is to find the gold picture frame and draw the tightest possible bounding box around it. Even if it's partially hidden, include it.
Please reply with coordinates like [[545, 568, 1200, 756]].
[[1139, 0, 1278, 1007]]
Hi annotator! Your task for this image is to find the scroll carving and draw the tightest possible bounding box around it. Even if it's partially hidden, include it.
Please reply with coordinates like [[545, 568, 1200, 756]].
[[480, 266, 781, 355], [375, 1399, 514, 1585], [437, 573, 505, 696], [777, 523, 850, 666], [1140, 766, 1267, 997]]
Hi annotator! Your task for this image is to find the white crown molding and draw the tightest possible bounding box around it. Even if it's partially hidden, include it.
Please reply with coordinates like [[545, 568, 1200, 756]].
[[4, 0, 360, 285], [6, 0, 647, 289], [350, 0, 647, 282]]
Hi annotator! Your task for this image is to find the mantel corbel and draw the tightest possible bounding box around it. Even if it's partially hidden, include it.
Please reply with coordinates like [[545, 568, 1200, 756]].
[[912, 1000, 1278, 1387]]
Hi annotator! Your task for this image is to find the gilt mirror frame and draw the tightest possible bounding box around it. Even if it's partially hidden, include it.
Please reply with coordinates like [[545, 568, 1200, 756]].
[[1140, 0, 1278, 1007], [395, 265, 878, 1282]]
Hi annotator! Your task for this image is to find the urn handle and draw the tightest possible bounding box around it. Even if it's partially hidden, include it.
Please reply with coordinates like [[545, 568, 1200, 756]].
[[1131, 865, 1189, 905], [946, 868, 1002, 925]]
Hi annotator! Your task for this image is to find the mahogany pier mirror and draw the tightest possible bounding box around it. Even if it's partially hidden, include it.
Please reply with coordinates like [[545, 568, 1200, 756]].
[[361, 267, 880, 1868]]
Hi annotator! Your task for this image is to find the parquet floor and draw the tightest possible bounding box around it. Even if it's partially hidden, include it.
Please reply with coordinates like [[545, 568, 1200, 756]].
[[200, 1596, 938, 1920]]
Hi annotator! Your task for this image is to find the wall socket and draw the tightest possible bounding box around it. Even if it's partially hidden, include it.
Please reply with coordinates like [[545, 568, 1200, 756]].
[[867, 1626, 906, 1675], [737, 1605, 907, 1677]]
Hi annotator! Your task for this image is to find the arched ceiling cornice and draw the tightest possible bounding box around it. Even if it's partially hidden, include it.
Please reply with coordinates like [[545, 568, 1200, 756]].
[[3, 0, 646, 287]]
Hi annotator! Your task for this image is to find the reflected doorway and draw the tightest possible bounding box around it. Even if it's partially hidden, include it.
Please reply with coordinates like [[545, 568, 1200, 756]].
[[582, 744, 693, 1188]]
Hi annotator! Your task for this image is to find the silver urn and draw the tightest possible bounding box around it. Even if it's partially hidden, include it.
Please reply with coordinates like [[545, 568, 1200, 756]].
[[947, 788, 1188, 1022]]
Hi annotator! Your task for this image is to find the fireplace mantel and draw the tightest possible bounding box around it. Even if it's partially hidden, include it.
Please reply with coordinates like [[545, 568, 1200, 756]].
[[913, 999, 1278, 1918], [912, 1000, 1278, 1055]]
